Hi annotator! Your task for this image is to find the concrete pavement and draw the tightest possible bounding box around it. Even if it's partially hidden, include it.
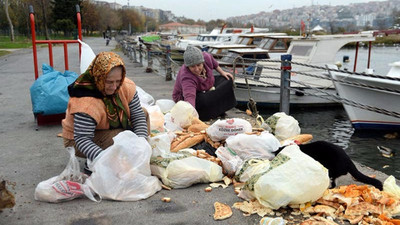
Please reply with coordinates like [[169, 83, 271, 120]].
[[0, 37, 392, 225]]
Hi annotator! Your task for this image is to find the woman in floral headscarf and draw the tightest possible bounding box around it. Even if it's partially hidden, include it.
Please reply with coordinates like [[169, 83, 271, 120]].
[[62, 52, 148, 174]]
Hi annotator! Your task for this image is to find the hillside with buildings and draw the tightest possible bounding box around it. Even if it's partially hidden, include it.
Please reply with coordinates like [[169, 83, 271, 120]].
[[93, 0, 400, 33], [227, 0, 400, 32]]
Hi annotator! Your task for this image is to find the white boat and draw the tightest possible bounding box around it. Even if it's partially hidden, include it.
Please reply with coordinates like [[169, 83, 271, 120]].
[[234, 33, 376, 107], [175, 33, 240, 50], [329, 61, 400, 130]]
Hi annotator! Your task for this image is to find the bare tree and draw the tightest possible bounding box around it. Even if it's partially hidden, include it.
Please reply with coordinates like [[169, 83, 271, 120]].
[[4, 0, 15, 41], [39, 0, 50, 39]]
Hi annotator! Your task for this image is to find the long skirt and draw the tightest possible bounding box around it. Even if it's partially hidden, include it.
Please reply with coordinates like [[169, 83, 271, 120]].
[[195, 76, 237, 121]]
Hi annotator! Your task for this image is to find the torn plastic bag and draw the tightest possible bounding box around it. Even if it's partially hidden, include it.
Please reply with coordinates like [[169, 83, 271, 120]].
[[239, 145, 329, 209], [34, 147, 98, 203], [215, 146, 243, 176], [85, 131, 162, 201], [30, 64, 78, 115], [150, 150, 223, 189]]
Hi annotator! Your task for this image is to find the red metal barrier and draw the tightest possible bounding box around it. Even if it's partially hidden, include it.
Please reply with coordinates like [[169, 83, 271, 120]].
[[29, 5, 82, 126]]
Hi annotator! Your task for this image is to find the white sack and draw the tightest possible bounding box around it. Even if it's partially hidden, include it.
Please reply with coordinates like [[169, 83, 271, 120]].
[[239, 145, 329, 209], [150, 152, 223, 189], [206, 118, 252, 142], [264, 112, 301, 141], [225, 131, 281, 161]]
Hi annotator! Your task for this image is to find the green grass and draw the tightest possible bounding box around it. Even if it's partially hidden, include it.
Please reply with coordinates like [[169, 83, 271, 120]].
[[0, 36, 32, 48], [0, 50, 11, 57]]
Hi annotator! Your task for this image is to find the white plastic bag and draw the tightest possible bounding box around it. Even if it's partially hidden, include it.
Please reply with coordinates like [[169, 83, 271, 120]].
[[206, 118, 252, 142], [149, 132, 175, 157], [78, 39, 96, 74], [239, 145, 329, 209], [215, 147, 243, 176], [150, 152, 223, 189], [156, 99, 176, 114], [164, 113, 183, 132], [85, 131, 162, 201], [225, 132, 281, 161], [264, 112, 301, 141], [146, 105, 165, 134], [383, 175, 400, 198], [170, 101, 199, 129], [137, 86, 155, 107], [34, 147, 98, 203]]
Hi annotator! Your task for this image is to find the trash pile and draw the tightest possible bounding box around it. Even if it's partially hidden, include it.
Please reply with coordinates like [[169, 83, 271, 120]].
[[33, 88, 400, 224]]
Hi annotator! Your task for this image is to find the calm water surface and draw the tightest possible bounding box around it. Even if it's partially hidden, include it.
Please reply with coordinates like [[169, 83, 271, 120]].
[[258, 107, 400, 180]]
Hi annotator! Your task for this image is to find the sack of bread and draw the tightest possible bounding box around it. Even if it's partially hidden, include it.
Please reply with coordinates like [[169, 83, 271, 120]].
[[238, 144, 329, 209], [263, 112, 301, 141], [170, 101, 199, 129], [225, 131, 281, 161], [150, 150, 224, 189], [206, 118, 252, 142]]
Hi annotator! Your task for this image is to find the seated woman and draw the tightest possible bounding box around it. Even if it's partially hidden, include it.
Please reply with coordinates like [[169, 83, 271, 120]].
[[62, 51, 149, 174], [172, 46, 237, 121]]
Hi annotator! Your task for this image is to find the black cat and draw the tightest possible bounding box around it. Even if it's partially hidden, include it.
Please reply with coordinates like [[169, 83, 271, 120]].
[[274, 141, 383, 190]]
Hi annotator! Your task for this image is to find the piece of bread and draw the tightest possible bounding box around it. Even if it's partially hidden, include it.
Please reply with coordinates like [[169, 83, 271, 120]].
[[188, 123, 209, 132], [213, 202, 233, 220], [281, 134, 313, 145], [170, 134, 204, 152]]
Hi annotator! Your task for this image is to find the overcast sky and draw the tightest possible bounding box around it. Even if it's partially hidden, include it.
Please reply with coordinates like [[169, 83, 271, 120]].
[[105, 0, 389, 21]]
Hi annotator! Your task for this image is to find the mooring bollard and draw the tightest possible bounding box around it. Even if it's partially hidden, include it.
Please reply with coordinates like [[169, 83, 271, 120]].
[[146, 45, 153, 73], [280, 54, 292, 114], [166, 45, 172, 81], [133, 45, 137, 63], [139, 44, 143, 66]]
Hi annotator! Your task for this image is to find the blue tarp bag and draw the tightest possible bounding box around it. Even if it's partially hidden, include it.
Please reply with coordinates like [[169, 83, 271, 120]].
[[30, 64, 79, 115]]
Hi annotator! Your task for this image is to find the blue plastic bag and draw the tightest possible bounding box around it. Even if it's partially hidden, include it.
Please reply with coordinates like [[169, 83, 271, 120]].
[[30, 64, 79, 115]]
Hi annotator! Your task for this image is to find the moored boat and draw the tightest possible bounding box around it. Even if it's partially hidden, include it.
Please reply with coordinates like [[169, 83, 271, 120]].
[[329, 61, 400, 130], [233, 33, 376, 107]]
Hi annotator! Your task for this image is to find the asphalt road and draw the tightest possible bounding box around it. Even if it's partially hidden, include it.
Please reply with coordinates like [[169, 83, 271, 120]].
[[0, 37, 392, 225]]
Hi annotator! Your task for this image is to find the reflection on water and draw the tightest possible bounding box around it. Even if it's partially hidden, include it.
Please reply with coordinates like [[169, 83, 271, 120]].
[[257, 106, 400, 179]]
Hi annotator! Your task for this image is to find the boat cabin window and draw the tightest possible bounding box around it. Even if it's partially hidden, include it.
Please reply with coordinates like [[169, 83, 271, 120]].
[[221, 52, 239, 64], [253, 37, 263, 45], [238, 37, 251, 45], [209, 48, 219, 54], [290, 45, 313, 56], [259, 39, 273, 49], [273, 40, 286, 50]]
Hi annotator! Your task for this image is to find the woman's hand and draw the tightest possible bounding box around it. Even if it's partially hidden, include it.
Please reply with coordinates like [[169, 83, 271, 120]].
[[216, 66, 234, 80], [221, 71, 234, 80]]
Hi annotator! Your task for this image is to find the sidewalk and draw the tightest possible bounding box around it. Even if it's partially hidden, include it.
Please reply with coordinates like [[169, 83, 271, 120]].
[[0, 37, 391, 225]]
